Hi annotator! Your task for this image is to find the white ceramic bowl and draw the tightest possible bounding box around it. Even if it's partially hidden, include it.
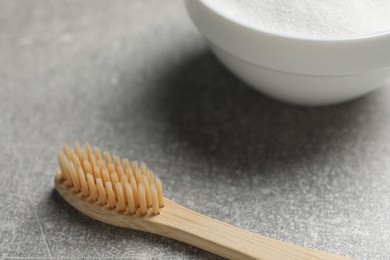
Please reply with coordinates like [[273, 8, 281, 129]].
[[186, 0, 390, 105]]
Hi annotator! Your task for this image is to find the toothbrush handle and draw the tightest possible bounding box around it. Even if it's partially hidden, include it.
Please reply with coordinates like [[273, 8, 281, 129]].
[[149, 199, 349, 260], [55, 180, 349, 260]]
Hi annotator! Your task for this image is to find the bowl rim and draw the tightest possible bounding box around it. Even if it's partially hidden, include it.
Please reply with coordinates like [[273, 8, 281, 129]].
[[188, 0, 390, 75], [199, 0, 390, 42]]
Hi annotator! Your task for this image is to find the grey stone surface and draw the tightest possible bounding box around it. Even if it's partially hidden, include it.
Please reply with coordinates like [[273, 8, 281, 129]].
[[0, 0, 390, 259]]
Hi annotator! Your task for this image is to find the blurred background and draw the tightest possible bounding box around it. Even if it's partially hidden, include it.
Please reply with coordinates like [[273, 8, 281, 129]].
[[1, 0, 390, 259]]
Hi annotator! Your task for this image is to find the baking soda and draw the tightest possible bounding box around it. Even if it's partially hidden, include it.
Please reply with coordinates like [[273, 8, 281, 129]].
[[208, 0, 390, 37]]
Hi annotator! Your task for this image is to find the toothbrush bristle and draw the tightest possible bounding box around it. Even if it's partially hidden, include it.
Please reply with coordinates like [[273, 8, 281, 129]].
[[56, 143, 164, 215]]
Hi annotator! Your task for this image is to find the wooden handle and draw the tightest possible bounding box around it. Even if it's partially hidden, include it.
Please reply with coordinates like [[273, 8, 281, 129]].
[[147, 200, 349, 260], [55, 180, 349, 260]]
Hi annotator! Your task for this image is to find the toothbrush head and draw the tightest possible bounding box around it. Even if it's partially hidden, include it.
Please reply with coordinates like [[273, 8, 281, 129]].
[[55, 143, 164, 215]]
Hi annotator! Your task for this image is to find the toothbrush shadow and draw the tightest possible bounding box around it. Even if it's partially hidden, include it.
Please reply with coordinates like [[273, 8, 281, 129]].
[[49, 189, 222, 259]]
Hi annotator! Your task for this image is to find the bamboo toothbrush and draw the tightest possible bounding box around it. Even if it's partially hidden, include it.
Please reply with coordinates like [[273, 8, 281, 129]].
[[54, 143, 349, 260]]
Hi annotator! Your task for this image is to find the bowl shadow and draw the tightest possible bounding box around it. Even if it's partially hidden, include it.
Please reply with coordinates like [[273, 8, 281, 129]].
[[143, 50, 374, 176]]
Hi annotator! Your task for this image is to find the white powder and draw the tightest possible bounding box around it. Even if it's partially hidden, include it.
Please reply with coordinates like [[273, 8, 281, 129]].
[[207, 0, 390, 37]]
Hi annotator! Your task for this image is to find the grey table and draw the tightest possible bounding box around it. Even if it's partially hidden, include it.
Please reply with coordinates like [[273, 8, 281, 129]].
[[1, 0, 390, 259]]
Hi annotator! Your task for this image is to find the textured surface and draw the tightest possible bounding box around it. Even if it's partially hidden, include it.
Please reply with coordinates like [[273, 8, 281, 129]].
[[0, 0, 390, 259]]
